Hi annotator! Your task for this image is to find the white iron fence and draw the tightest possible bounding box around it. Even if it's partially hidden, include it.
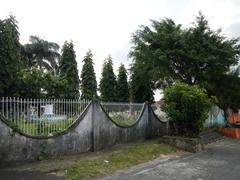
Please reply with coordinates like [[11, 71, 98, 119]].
[[0, 97, 90, 137], [101, 102, 144, 126]]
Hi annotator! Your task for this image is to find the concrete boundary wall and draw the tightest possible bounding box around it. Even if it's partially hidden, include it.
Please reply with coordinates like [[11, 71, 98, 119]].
[[0, 101, 169, 164], [148, 106, 171, 138]]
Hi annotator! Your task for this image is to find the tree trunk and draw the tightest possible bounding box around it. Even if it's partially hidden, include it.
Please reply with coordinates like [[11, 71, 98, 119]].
[[223, 108, 229, 127]]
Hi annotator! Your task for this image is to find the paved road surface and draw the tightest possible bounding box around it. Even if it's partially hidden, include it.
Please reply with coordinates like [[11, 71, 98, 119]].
[[103, 138, 240, 180]]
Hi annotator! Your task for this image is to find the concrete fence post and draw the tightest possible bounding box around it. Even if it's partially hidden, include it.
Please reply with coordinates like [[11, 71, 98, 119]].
[[90, 100, 94, 152], [91, 100, 97, 152], [145, 102, 152, 139], [91, 100, 104, 152]]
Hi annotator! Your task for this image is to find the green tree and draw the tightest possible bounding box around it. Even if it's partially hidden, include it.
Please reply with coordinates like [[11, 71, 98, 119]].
[[131, 12, 240, 110], [209, 69, 240, 120], [58, 41, 80, 99], [17, 68, 44, 98], [42, 72, 69, 99], [116, 64, 129, 102], [0, 15, 22, 96], [80, 50, 97, 99], [130, 62, 154, 103], [99, 56, 117, 102], [22, 36, 60, 71], [17, 69, 69, 99]]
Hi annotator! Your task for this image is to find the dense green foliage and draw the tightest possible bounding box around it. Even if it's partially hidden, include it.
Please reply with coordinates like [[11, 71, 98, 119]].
[[21, 36, 60, 71], [131, 12, 239, 87], [58, 41, 80, 99], [17, 68, 68, 98], [99, 56, 117, 101], [0, 16, 88, 99], [13, 40, 77, 99], [17, 68, 44, 98], [116, 64, 129, 102], [130, 62, 154, 103], [209, 69, 240, 119], [162, 82, 211, 137], [0, 16, 69, 99], [42, 72, 69, 99], [0, 15, 22, 97], [130, 12, 240, 112], [80, 50, 97, 99]]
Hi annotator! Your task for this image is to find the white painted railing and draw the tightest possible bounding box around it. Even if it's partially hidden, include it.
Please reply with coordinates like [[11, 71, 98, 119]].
[[0, 97, 90, 136]]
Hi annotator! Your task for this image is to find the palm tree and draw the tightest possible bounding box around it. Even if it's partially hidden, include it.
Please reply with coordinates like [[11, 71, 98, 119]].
[[22, 36, 60, 71]]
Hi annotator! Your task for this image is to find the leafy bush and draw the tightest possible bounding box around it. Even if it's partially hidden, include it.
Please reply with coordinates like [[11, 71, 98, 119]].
[[162, 82, 211, 137]]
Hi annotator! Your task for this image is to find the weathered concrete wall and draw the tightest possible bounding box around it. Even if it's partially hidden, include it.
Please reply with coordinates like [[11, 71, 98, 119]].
[[0, 101, 169, 164], [92, 102, 149, 151], [148, 106, 170, 138], [160, 136, 204, 153], [0, 102, 93, 164]]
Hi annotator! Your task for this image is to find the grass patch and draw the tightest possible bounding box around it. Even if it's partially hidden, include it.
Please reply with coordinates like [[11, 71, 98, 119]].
[[66, 140, 177, 180], [7, 116, 77, 136], [110, 115, 137, 126]]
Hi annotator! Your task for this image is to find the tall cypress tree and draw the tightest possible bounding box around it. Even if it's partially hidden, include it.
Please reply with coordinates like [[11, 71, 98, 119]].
[[80, 50, 97, 99], [58, 41, 80, 99], [0, 15, 21, 96], [99, 56, 117, 102], [116, 64, 129, 102]]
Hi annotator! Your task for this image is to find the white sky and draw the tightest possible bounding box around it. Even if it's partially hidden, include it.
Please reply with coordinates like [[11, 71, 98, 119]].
[[1, 0, 240, 100]]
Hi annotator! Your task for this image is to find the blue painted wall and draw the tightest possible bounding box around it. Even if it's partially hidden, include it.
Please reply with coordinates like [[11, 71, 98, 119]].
[[204, 106, 226, 128]]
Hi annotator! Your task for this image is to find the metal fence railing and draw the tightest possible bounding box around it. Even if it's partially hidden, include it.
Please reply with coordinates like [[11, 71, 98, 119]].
[[101, 102, 144, 126], [0, 97, 90, 137]]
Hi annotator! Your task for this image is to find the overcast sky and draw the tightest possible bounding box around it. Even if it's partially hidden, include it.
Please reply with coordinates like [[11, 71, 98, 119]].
[[1, 0, 240, 100]]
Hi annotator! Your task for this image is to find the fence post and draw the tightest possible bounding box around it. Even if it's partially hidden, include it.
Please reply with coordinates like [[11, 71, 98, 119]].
[[91, 100, 95, 152], [145, 102, 152, 139]]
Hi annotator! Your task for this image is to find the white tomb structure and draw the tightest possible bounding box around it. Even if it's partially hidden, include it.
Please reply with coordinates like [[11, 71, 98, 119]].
[[42, 104, 54, 115], [41, 104, 67, 121]]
